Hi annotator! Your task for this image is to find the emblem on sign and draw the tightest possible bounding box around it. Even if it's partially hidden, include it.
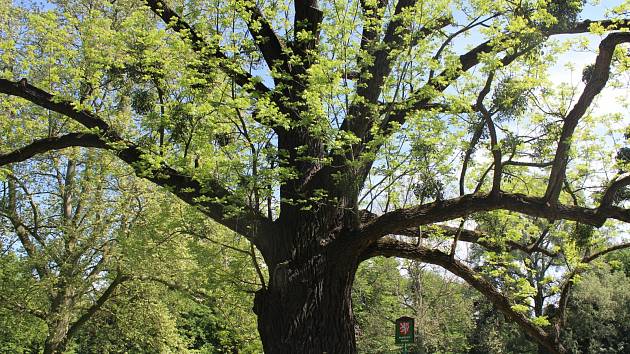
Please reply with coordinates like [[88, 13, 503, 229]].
[[395, 316, 415, 344], [399, 321, 410, 335]]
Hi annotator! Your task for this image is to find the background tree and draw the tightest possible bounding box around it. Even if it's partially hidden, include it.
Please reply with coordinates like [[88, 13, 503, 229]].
[[561, 266, 630, 354], [0, 148, 262, 353], [0, 0, 629, 353], [353, 258, 474, 353], [0, 150, 139, 354]]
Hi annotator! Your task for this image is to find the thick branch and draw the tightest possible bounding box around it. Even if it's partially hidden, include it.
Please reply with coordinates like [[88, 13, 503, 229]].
[[583, 241, 630, 264], [361, 210, 556, 256], [293, 0, 323, 54], [548, 19, 630, 35], [241, 1, 289, 74], [358, 34, 630, 242], [600, 173, 630, 207], [0, 133, 107, 166], [359, 192, 628, 242], [504, 160, 554, 168], [356, 0, 417, 103]]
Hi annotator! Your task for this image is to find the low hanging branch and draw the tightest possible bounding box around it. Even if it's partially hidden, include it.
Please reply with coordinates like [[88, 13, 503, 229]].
[[359, 192, 624, 242], [363, 237, 567, 354]]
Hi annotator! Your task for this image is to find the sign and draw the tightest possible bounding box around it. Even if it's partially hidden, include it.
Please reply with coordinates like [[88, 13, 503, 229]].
[[395, 316, 415, 344]]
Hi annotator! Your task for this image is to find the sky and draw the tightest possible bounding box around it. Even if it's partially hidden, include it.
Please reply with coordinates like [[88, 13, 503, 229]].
[[552, 0, 628, 113]]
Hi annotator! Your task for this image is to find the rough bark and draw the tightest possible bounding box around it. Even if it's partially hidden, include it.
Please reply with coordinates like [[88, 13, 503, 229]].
[[254, 248, 358, 353], [43, 287, 75, 354]]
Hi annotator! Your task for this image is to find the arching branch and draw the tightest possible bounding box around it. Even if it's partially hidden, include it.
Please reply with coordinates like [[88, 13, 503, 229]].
[[0, 133, 108, 166], [362, 237, 566, 354], [0, 79, 277, 248], [293, 0, 323, 55], [583, 241, 630, 264], [600, 173, 630, 207]]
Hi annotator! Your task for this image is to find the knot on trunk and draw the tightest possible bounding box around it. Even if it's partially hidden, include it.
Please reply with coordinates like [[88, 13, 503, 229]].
[[272, 260, 291, 290]]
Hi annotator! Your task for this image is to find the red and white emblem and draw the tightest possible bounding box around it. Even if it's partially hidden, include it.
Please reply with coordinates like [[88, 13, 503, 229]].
[[399, 322, 410, 335]]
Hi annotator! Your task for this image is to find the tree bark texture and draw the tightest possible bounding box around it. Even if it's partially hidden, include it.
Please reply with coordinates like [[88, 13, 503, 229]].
[[254, 231, 359, 354]]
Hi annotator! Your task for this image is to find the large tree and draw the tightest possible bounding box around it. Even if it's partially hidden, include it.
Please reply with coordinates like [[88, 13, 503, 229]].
[[0, 0, 629, 353], [0, 151, 139, 354]]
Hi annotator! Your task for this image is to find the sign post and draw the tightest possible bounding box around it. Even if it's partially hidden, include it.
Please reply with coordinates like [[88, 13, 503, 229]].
[[395, 316, 414, 354]]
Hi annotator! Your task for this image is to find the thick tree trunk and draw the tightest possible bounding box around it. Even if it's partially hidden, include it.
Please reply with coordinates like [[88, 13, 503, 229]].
[[43, 337, 65, 354], [254, 245, 359, 354], [43, 284, 75, 354], [43, 315, 71, 354]]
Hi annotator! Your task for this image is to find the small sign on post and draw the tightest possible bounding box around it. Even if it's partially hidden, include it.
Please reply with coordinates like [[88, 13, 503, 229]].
[[395, 316, 415, 344]]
